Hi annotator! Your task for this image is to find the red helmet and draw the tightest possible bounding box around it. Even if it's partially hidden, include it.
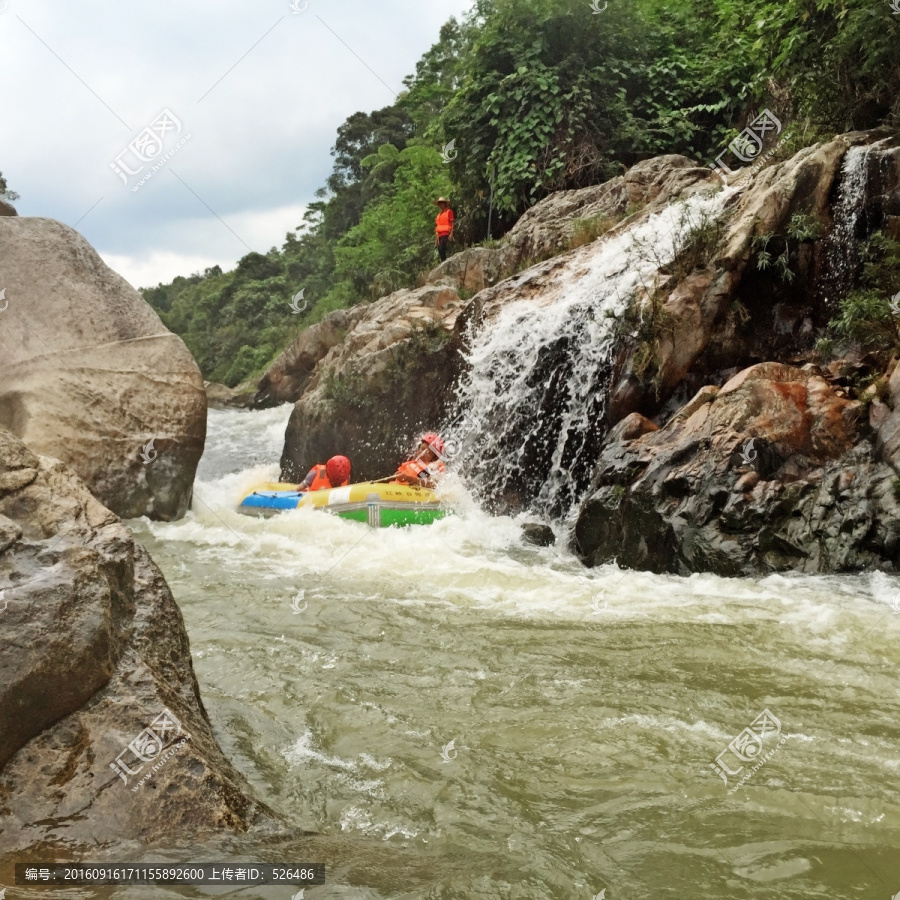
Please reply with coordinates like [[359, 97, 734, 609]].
[[421, 432, 445, 455], [325, 455, 352, 485]]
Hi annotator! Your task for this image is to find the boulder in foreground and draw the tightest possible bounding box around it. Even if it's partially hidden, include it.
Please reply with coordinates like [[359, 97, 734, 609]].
[[0, 218, 206, 520], [0, 427, 281, 850]]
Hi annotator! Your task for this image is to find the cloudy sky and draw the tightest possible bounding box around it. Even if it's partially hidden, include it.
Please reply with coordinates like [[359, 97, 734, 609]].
[[0, 0, 474, 288]]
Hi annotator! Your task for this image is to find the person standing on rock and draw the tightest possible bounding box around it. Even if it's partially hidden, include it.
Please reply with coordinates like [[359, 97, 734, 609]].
[[434, 197, 454, 262]]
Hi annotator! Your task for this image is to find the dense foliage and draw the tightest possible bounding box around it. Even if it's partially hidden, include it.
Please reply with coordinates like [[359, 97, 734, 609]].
[[825, 232, 900, 352], [144, 0, 900, 385]]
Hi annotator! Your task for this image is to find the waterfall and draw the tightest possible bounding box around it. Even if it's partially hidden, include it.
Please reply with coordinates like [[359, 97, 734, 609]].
[[447, 189, 731, 521], [823, 145, 871, 304]]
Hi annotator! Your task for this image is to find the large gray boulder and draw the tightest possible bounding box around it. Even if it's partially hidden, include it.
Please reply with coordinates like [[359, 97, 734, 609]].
[[0, 427, 281, 850], [0, 217, 206, 520]]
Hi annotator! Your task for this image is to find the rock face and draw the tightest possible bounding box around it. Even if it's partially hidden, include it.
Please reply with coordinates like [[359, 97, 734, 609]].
[[0, 427, 279, 850], [611, 129, 900, 424], [263, 155, 721, 488], [574, 363, 900, 575], [205, 381, 255, 409], [254, 305, 370, 409], [0, 218, 206, 521], [261, 127, 900, 578], [275, 285, 464, 482], [428, 154, 709, 295], [452, 129, 900, 525]]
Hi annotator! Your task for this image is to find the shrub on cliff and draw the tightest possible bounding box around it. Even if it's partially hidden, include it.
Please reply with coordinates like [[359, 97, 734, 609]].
[[826, 232, 900, 353], [0, 171, 19, 201]]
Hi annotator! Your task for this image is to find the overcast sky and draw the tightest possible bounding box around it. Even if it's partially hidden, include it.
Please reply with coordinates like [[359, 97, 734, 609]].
[[0, 0, 474, 288]]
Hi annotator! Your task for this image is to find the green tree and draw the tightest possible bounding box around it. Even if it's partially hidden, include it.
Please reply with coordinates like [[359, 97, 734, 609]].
[[145, 0, 900, 384], [327, 144, 452, 301], [0, 171, 19, 201]]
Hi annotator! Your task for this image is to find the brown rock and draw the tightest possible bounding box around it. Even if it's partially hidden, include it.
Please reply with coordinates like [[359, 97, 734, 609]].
[[428, 246, 512, 295], [734, 471, 760, 493], [606, 412, 659, 444], [673, 385, 720, 422], [0, 427, 280, 850], [575, 362, 882, 576], [275, 284, 465, 480], [0, 218, 206, 520]]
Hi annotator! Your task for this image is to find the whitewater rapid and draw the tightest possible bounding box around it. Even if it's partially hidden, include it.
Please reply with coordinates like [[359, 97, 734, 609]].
[[121, 405, 900, 899]]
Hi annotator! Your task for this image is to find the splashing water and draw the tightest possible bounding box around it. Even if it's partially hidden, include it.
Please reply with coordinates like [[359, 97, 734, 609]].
[[109, 406, 900, 899], [452, 188, 731, 521], [823, 145, 871, 304]]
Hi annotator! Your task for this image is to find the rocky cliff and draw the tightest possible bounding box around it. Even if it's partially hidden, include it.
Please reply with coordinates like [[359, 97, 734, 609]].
[[261, 128, 900, 575], [573, 129, 900, 574], [574, 362, 900, 575], [0, 217, 206, 521], [264, 285, 465, 482], [261, 155, 714, 484], [0, 426, 280, 850]]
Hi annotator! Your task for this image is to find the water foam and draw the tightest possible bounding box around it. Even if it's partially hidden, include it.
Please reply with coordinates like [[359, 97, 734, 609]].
[[822, 145, 870, 304], [451, 188, 730, 520]]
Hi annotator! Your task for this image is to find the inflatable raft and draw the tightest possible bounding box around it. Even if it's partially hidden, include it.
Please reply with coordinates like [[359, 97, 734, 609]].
[[238, 480, 449, 527]]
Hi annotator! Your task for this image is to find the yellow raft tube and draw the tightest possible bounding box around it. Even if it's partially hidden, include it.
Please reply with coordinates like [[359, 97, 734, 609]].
[[238, 480, 449, 527]]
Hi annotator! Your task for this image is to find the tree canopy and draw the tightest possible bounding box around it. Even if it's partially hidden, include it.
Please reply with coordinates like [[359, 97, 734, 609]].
[[145, 0, 900, 386]]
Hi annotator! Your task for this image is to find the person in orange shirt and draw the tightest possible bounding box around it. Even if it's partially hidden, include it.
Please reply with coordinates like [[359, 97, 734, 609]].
[[434, 197, 454, 262], [299, 455, 352, 491], [393, 434, 446, 489]]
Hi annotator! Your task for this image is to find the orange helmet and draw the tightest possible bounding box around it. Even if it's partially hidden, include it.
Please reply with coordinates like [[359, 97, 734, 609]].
[[325, 455, 352, 485], [421, 432, 445, 455]]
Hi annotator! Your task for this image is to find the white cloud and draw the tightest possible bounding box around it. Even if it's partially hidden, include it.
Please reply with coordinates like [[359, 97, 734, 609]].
[[101, 251, 224, 291], [2, 0, 475, 285], [229, 202, 309, 255], [101, 201, 309, 289]]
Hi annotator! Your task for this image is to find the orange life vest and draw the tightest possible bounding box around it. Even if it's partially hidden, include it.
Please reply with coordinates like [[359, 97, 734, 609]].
[[307, 464, 332, 491], [435, 208, 454, 237], [395, 458, 446, 483]]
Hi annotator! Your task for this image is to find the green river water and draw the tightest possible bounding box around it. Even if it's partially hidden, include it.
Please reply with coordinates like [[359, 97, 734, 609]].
[[111, 405, 900, 900]]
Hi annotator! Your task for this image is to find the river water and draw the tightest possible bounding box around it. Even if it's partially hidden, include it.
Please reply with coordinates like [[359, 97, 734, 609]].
[[122, 404, 900, 899]]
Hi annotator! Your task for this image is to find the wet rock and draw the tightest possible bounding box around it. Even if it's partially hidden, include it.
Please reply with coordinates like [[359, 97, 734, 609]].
[[573, 363, 898, 576], [0, 427, 280, 850], [277, 285, 464, 481], [607, 412, 659, 444], [205, 381, 255, 409], [0, 218, 206, 521], [522, 522, 555, 547]]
